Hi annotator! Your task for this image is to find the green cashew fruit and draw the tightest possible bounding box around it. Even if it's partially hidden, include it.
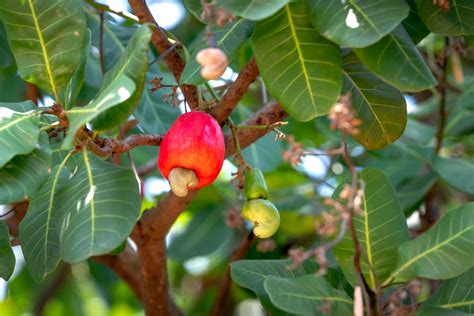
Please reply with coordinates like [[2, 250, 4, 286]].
[[244, 168, 268, 200], [242, 199, 280, 238]]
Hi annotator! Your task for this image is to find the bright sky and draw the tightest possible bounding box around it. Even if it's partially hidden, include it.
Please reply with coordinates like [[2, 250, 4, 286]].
[[101, 0, 186, 29]]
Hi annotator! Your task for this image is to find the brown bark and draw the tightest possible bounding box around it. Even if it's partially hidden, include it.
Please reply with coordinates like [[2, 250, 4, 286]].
[[26, 83, 40, 105], [210, 58, 260, 122], [224, 101, 287, 156], [93, 245, 143, 301], [3, 201, 28, 236], [127, 0, 199, 109], [131, 191, 197, 316]]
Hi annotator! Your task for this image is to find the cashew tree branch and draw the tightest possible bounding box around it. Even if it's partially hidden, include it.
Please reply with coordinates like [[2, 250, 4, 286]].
[[210, 57, 259, 122], [127, 0, 199, 108]]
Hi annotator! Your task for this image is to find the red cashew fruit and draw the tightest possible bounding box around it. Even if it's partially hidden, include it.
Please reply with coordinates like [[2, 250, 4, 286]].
[[158, 111, 225, 197]]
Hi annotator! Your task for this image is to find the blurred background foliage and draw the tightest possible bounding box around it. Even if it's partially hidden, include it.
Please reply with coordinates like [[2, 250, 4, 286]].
[[0, 0, 473, 315]]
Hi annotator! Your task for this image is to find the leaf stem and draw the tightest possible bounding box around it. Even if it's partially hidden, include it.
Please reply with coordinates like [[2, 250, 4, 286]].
[[39, 121, 60, 131], [434, 37, 449, 154], [205, 82, 220, 101], [341, 133, 379, 316], [228, 117, 242, 156], [99, 9, 105, 75]]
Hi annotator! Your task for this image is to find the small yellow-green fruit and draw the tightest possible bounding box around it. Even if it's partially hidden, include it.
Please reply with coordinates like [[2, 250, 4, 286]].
[[244, 168, 268, 200], [242, 199, 280, 238]]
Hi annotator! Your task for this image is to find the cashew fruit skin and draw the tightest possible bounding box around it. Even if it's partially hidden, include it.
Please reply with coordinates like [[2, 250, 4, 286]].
[[244, 168, 268, 200], [242, 199, 280, 239], [158, 111, 225, 189]]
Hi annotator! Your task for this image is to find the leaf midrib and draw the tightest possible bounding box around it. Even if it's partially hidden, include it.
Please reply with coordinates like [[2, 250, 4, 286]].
[[27, 0, 60, 101], [43, 151, 73, 274], [390, 224, 473, 280], [270, 290, 353, 305], [0, 111, 36, 132], [82, 150, 96, 256], [441, 300, 474, 309], [452, 0, 465, 34], [284, 5, 315, 111], [388, 31, 432, 83], [362, 190, 376, 289], [217, 19, 245, 46], [342, 70, 390, 143]]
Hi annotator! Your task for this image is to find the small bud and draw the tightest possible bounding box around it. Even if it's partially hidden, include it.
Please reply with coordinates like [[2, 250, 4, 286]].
[[328, 94, 360, 136], [225, 207, 245, 228], [433, 0, 450, 11], [196, 48, 228, 80], [282, 135, 304, 166], [256, 239, 276, 253]]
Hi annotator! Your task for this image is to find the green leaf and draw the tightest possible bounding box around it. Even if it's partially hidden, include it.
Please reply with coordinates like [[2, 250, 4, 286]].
[[253, 0, 342, 121], [168, 209, 235, 261], [403, 118, 436, 145], [63, 29, 91, 109], [0, 0, 86, 102], [354, 26, 436, 92], [0, 105, 40, 167], [0, 67, 28, 102], [231, 259, 318, 315], [421, 268, 474, 314], [0, 133, 52, 204], [183, 0, 205, 22], [92, 25, 152, 131], [86, 13, 179, 134], [0, 220, 15, 281], [0, 100, 36, 112], [445, 109, 474, 136], [333, 168, 409, 290], [19, 153, 72, 281], [387, 203, 474, 284], [402, 0, 430, 43], [364, 143, 431, 188], [342, 52, 407, 150], [216, 0, 288, 21], [84, 7, 134, 71], [62, 75, 136, 149], [397, 171, 437, 215], [432, 157, 474, 196], [242, 134, 282, 172], [417, 306, 471, 316], [416, 0, 474, 36], [446, 83, 474, 136], [264, 275, 353, 315], [180, 19, 255, 85], [58, 149, 141, 263], [308, 0, 409, 48], [325, 267, 354, 293], [0, 21, 14, 69], [134, 69, 180, 134]]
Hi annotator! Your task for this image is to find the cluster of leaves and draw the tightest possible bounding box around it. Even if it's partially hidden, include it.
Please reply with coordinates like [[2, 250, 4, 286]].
[[0, 0, 473, 315], [181, 0, 474, 314]]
